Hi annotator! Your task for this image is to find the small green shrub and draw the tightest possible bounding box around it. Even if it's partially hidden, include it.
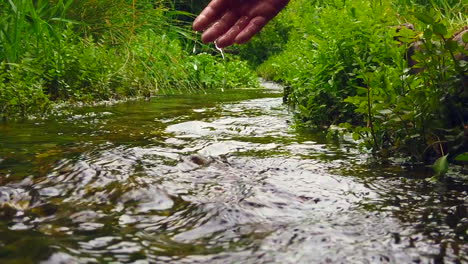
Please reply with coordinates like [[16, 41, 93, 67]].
[[186, 53, 259, 89], [254, 0, 467, 162], [259, 0, 399, 127], [0, 62, 49, 118]]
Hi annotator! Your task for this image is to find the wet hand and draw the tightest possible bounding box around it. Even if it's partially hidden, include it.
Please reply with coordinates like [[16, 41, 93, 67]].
[[193, 0, 289, 48]]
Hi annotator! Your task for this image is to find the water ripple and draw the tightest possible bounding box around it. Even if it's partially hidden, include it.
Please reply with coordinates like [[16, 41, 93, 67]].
[[0, 86, 466, 263]]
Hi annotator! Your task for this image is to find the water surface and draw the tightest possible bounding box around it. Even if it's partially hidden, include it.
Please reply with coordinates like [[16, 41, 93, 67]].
[[0, 82, 466, 263]]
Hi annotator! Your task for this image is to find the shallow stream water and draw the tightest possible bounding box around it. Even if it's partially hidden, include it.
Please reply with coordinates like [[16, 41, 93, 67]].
[[0, 82, 466, 263]]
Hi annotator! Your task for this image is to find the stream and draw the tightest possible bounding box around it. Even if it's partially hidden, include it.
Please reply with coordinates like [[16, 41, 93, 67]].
[[0, 82, 466, 263]]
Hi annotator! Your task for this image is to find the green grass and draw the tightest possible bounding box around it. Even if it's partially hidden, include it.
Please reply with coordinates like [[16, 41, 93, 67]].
[[0, 0, 259, 119]]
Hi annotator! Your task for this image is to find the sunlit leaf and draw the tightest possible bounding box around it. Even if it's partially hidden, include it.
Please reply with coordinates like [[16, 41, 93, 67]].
[[432, 154, 449, 178], [352, 132, 361, 141], [377, 109, 393, 115], [462, 32, 468, 44], [412, 12, 435, 25], [423, 29, 433, 40], [433, 23, 447, 36]]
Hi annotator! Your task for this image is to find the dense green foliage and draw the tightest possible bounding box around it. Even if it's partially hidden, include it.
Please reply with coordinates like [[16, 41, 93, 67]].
[[245, 0, 467, 163], [0, 0, 258, 118]]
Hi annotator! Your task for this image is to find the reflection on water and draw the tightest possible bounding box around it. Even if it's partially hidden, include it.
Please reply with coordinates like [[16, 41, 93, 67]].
[[0, 83, 466, 263]]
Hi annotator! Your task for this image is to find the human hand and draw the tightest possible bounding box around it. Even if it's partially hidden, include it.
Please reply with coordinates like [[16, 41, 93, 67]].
[[193, 0, 289, 48]]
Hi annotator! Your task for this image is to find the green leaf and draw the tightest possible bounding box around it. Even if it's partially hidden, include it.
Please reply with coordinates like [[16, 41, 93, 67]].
[[352, 132, 361, 141], [433, 23, 447, 36], [377, 109, 393, 115], [7, 0, 17, 14], [339, 122, 352, 129], [454, 152, 468, 162], [462, 32, 468, 44], [423, 29, 433, 40], [445, 40, 459, 52], [432, 154, 449, 178], [412, 12, 435, 25]]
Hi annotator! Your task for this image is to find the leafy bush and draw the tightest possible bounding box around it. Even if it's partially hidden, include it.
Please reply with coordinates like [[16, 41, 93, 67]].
[[236, 17, 292, 67], [259, 0, 400, 126], [254, 0, 467, 162], [186, 53, 259, 89], [0, 62, 49, 118]]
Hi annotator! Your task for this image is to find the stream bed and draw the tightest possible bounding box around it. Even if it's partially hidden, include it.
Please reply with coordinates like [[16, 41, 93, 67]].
[[0, 82, 466, 263]]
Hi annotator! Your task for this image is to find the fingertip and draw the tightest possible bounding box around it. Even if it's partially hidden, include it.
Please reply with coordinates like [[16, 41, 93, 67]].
[[193, 18, 207, 31], [216, 25, 245, 48], [201, 34, 213, 44], [193, 21, 202, 32], [193, 6, 218, 32], [201, 30, 220, 43], [193, 17, 201, 30], [215, 37, 235, 48]]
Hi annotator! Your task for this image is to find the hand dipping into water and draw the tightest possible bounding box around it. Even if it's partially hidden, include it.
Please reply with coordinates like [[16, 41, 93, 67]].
[[193, 0, 290, 48]]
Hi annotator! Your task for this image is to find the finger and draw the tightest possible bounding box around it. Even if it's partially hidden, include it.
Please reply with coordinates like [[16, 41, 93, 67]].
[[193, 6, 219, 31], [215, 16, 250, 48], [201, 11, 239, 44], [245, 0, 289, 22], [247, 2, 279, 20], [234, 16, 268, 44], [193, 0, 230, 31]]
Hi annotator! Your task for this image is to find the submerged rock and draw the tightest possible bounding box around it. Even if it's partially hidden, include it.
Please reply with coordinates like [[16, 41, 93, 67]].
[[0, 186, 38, 210], [0, 186, 40, 218], [188, 154, 214, 166]]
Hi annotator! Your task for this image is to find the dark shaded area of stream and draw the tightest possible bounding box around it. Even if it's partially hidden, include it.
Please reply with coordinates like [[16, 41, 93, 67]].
[[0, 82, 466, 263]]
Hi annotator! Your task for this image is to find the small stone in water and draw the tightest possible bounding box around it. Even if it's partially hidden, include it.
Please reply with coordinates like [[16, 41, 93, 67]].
[[189, 154, 213, 166]]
